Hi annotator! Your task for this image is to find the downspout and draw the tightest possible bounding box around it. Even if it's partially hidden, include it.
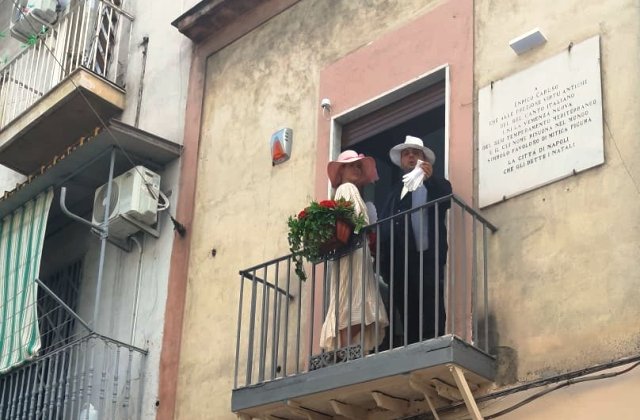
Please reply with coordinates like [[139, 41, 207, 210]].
[[93, 148, 117, 328], [129, 236, 144, 345], [130, 35, 149, 342]]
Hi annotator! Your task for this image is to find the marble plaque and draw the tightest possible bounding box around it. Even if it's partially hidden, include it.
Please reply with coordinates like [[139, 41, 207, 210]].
[[478, 36, 603, 207]]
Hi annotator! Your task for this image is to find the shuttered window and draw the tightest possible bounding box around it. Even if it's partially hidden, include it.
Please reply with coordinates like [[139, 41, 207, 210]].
[[342, 82, 445, 147]]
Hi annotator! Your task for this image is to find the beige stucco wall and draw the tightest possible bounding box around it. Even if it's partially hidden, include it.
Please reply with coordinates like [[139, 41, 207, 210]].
[[475, 0, 640, 390], [175, 0, 640, 417], [176, 0, 449, 418]]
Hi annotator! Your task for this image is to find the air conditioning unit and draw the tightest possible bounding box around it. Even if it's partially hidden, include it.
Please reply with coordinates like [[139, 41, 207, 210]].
[[10, 0, 59, 43], [92, 166, 161, 239]]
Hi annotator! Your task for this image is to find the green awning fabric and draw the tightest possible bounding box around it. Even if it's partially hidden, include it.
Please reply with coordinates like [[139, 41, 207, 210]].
[[0, 189, 53, 372]]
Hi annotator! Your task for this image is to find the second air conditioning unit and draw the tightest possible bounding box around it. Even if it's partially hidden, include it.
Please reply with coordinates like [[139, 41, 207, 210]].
[[92, 166, 161, 239]]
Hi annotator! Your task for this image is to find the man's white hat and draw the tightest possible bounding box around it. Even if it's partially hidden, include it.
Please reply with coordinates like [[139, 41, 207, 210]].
[[389, 135, 436, 167]]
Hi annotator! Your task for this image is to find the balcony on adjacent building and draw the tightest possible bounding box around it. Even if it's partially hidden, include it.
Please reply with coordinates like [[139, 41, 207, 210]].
[[0, 0, 133, 175], [0, 275, 147, 419], [0, 118, 181, 419], [232, 195, 498, 419]]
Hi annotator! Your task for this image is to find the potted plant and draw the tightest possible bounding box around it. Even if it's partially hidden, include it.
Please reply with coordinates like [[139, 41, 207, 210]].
[[287, 199, 366, 281]]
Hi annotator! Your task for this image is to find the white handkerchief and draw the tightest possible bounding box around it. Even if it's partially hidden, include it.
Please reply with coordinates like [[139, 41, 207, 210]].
[[402, 159, 425, 194], [400, 185, 409, 199]]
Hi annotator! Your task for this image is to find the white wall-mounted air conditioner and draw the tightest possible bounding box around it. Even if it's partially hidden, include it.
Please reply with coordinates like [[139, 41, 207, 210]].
[[10, 0, 59, 43], [92, 166, 161, 239]]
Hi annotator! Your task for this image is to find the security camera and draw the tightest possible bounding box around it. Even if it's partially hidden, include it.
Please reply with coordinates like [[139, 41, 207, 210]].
[[320, 98, 332, 110]]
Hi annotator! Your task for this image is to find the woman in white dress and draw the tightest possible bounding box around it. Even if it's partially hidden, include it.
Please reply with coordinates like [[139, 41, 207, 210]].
[[319, 150, 389, 354]]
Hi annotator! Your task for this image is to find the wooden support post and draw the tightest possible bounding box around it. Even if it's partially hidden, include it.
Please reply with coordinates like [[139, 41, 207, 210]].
[[424, 395, 440, 420], [409, 374, 442, 420], [371, 391, 410, 415], [330, 399, 367, 419], [448, 365, 483, 420]]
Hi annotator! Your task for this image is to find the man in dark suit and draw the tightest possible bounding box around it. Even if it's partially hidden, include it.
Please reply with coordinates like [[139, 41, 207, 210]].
[[379, 135, 451, 345]]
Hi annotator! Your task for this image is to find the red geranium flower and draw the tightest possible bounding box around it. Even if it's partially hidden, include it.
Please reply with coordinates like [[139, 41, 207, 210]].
[[298, 209, 307, 219], [319, 200, 336, 208]]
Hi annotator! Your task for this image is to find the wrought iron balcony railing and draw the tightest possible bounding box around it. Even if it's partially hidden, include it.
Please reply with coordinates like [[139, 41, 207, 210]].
[[0, 0, 133, 129], [234, 195, 498, 389], [0, 333, 146, 419], [0, 266, 147, 419]]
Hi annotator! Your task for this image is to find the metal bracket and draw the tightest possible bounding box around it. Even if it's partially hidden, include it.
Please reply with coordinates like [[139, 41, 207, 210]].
[[105, 232, 133, 252], [120, 213, 160, 238], [60, 187, 105, 233]]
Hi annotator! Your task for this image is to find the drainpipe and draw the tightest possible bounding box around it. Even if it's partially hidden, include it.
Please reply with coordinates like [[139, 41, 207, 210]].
[[134, 36, 149, 128], [129, 235, 144, 345], [93, 148, 117, 328]]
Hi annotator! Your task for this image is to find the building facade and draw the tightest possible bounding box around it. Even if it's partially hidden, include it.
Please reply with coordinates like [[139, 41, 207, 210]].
[[0, 0, 196, 418], [165, 0, 640, 419]]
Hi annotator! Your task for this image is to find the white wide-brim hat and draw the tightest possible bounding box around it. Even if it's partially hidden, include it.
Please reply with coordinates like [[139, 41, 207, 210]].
[[389, 135, 436, 167], [327, 150, 379, 188]]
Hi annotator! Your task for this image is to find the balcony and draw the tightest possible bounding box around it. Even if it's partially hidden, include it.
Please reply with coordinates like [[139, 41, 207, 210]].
[[0, 0, 133, 175], [0, 117, 181, 419], [0, 333, 147, 419], [0, 277, 147, 419], [233, 195, 497, 419], [0, 332, 147, 418]]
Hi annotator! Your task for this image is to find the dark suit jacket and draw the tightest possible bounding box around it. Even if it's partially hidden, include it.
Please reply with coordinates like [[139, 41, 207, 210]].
[[378, 176, 452, 276]]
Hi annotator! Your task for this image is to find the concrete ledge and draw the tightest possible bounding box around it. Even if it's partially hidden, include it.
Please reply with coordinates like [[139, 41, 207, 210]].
[[172, 0, 300, 44], [0, 68, 125, 174]]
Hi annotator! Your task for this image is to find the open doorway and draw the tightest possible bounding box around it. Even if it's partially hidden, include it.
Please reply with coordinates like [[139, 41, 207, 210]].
[[327, 79, 448, 349], [337, 81, 447, 214]]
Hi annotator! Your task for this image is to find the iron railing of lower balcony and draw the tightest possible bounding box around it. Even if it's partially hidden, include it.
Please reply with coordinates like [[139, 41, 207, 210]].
[[38, 260, 84, 354], [234, 194, 497, 388], [0, 0, 133, 129], [0, 272, 147, 419], [0, 333, 147, 420]]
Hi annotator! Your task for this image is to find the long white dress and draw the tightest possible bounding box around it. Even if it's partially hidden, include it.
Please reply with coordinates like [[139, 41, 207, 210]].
[[319, 183, 389, 351]]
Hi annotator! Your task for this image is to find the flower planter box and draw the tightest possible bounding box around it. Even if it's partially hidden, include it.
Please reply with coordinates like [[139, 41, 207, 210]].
[[288, 198, 365, 281], [319, 218, 353, 255]]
